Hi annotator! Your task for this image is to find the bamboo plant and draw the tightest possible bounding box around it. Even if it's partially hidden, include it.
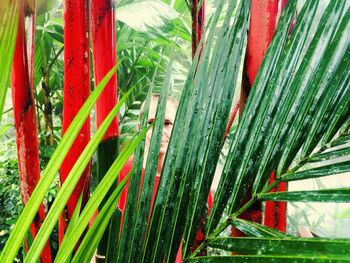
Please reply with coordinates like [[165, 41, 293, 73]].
[[1, 0, 350, 262]]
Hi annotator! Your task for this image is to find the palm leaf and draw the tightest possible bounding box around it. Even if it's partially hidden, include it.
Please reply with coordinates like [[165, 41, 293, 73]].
[[24, 83, 133, 262], [116, 0, 179, 32], [229, 218, 290, 238], [258, 188, 350, 203], [2, 0, 350, 262], [186, 255, 350, 263], [207, 237, 350, 255], [0, 65, 117, 263], [0, 0, 19, 123]]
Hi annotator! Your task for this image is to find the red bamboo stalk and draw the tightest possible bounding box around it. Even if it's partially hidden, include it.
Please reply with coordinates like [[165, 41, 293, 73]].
[[90, 0, 119, 259], [59, 0, 91, 243], [262, 1, 289, 232], [244, 0, 279, 90], [234, 0, 282, 237], [91, 0, 118, 141], [10, 1, 52, 261], [192, 0, 205, 59]]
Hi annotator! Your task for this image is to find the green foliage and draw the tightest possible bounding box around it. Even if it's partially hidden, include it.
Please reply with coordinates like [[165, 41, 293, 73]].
[[0, 0, 18, 124], [0, 141, 22, 253], [1, 0, 350, 262]]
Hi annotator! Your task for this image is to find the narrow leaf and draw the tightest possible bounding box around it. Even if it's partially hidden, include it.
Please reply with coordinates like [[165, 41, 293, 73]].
[[258, 188, 350, 203], [0, 0, 19, 123], [207, 237, 350, 255], [282, 161, 350, 182], [0, 65, 118, 263], [230, 218, 288, 238]]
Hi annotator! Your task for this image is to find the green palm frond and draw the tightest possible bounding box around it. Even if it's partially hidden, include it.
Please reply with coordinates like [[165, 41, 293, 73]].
[[0, 0, 18, 124], [116, 0, 179, 32], [1, 0, 350, 262]]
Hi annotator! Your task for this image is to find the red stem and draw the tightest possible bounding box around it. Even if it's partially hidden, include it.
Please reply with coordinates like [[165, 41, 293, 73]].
[[91, 0, 118, 140], [262, 1, 289, 233], [59, 0, 91, 244], [244, 0, 279, 89], [10, 2, 52, 261], [224, 99, 240, 140], [192, 0, 205, 59], [264, 172, 287, 232]]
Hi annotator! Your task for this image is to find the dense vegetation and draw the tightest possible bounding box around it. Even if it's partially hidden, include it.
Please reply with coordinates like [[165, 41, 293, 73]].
[[1, 0, 350, 262]]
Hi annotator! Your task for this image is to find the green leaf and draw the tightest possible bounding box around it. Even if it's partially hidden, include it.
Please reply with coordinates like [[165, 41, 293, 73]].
[[230, 218, 288, 238], [0, 65, 117, 263], [307, 146, 350, 163], [54, 126, 151, 262], [276, 3, 350, 175], [209, 0, 299, 233], [258, 188, 350, 203], [142, 0, 250, 260], [252, 0, 343, 194], [62, 194, 83, 262], [186, 255, 350, 263], [282, 161, 350, 182], [116, 0, 179, 32], [116, 75, 152, 263], [207, 237, 350, 256], [25, 71, 129, 262], [72, 172, 131, 263], [0, 0, 19, 124], [127, 54, 172, 262]]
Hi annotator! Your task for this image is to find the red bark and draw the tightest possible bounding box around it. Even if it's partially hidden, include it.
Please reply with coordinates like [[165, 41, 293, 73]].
[[91, 0, 118, 140], [10, 2, 52, 261], [59, 0, 91, 243], [192, 0, 205, 59]]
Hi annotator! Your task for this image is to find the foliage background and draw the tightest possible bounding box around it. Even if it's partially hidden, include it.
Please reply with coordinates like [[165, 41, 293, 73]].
[[1, 0, 350, 261]]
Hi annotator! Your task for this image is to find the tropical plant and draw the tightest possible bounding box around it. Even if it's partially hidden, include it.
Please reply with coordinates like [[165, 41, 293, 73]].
[[1, 0, 350, 263]]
